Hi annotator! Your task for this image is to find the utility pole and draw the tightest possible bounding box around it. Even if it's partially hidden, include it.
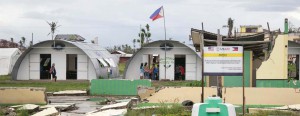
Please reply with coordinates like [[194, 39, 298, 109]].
[[217, 29, 222, 98]]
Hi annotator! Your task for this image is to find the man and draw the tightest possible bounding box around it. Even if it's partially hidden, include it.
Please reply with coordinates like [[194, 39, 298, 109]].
[[49, 63, 57, 82]]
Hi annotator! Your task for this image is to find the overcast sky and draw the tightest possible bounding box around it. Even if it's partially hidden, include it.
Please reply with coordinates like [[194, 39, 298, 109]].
[[0, 0, 299, 47]]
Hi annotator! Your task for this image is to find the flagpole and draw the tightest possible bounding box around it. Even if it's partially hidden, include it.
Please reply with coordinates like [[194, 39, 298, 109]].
[[162, 6, 167, 80]]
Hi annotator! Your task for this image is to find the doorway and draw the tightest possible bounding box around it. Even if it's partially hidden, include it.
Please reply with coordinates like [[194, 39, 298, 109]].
[[174, 55, 185, 80], [142, 54, 160, 80], [40, 54, 51, 79], [66, 54, 77, 79]]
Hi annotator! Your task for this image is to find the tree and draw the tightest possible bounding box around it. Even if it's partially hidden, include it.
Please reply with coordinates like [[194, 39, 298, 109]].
[[133, 39, 136, 52], [138, 24, 151, 47], [47, 21, 60, 40], [21, 37, 26, 47], [227, 18, 234, 37]]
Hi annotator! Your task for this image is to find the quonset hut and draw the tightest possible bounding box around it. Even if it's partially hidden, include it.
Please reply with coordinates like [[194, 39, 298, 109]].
[[12, 40, 118, 80], [124, 40, 202, 81]]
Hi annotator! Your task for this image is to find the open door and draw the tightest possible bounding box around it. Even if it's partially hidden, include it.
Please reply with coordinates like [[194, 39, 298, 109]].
[[39, 54, 51, 79], [66, 54, 77, 79], [174, 55, 185, 80]]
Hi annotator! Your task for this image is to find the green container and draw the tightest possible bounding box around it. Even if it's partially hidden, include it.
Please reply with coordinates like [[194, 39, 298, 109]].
[[90, 79, 151, 95], [192, 97, 236, 116]]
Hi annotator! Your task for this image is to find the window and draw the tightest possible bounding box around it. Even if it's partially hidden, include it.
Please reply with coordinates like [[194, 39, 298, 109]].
[[97, 58, 109, 67]]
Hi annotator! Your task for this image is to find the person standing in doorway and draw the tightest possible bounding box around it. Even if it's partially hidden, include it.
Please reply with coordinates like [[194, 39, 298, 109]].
[[153, 64, 159, 80], [179, 65, 185, 80], [49, 63, 57, 82], [140, 63, 144, 79], [175, 65, 180, 80], [144, 63, 149, 79], [150, 64, 155, 80]]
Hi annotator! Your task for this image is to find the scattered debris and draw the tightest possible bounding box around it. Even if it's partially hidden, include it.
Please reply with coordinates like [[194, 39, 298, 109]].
[[86, 109, 127, 116], [273, 104, 300, 111], [132, 106, 161, 110], [32, 107, 59, 116], [137, 86, 155, 100], [53, 90, 87, 96], [100, 101, 130, 110], [40, 103, 76, 111], [11, 104, 39, 112], [1, 107, 16, 116]]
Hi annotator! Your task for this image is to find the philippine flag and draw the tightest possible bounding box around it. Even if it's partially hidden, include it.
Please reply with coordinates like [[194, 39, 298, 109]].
[[208, 47, 214, 51], [232, 47, 238, 51], [150, 6, 164, 21]]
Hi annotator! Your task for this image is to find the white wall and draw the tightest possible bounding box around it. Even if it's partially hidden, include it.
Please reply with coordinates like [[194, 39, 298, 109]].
[[17, 41, 92, 80], [125, 41, 202, 80]]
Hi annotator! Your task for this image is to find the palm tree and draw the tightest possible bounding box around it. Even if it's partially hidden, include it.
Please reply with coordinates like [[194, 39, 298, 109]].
[[138, 24, 151, 47], [21, 37, 26, 46], [145, 24, 151, 43], [47, 21, 60, 40], [19, 40, 23, 48], [133, 39, 136, 52], [227, 18, 234, 37]]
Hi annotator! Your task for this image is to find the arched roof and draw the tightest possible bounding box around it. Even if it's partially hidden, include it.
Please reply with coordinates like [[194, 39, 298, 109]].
[[123, 40, 200, 78], [11, 40, 118, 80]]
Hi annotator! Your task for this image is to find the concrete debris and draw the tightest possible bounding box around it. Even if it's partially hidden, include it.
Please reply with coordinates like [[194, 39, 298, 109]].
[[86, 109, 127, 116], [32, 107, 59, 116], [53, 90, 87, 96], [137, 86, 155, 100], [40, 103, 76, 111], [248, 108, 289, 114], [1, 107, 16, 116], [11, 104, 39, 111], [100, 101, 130, 110], [132, 106, 160, 110], [273, 104, 300, 110], [115, 99, 132, 103]]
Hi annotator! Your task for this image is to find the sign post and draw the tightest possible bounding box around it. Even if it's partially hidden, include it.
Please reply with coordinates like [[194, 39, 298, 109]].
[[203, 46, 244, 115]]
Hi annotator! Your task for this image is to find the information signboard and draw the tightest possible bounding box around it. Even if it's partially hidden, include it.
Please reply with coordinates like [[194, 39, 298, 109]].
[[203, 46, 243, 76]]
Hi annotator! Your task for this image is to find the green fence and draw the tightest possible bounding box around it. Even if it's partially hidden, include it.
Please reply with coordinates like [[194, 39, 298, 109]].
[[256, 79, 300, 88], [223, 51, 251, 87], [90, 79, 151, 95]]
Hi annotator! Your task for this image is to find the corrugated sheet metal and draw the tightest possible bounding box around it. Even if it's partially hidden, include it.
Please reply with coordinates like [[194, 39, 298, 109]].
[[90, 79, 151, 95]]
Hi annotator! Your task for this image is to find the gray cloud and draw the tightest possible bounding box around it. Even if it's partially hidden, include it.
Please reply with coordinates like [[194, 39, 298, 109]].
[[237, 0, 300, 12], [0, 0, 299, 47]]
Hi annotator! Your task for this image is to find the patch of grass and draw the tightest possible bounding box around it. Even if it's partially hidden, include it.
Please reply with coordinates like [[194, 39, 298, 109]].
[[152, 81, 204, 89], [17, 109, 29, 116], [0, 75, 89, 92], [244, 110, 300, 116], [0, 81, 89, 92], [136, 103, 178, 107], [126, 103, 191, 116], [0, 75, 11, 81], [118, 63, 126, 75]]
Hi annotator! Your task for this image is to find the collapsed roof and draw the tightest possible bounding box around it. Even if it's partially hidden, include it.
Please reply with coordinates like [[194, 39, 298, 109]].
[[190, 28, 276, 59]]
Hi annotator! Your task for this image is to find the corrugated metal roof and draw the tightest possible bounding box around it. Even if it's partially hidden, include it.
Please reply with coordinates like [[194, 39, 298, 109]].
[[12, 40, 118, 80], [55, 34, 85, 41]]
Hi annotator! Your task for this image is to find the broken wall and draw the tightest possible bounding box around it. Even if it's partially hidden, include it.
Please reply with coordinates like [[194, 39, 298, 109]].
[[0, 87, 47, 104]]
